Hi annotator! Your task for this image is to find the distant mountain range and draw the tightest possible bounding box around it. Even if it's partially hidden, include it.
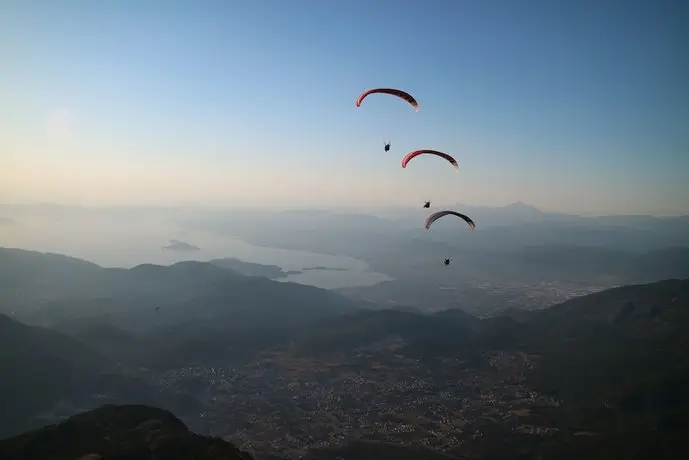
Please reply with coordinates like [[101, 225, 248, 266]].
[[450, 201, 689, 227], [162, 240, 200, 252], [2, 201, 687, 229], [271, 201, 689, 230], [161, 203, 689, 267], [462, 244, 689, 284]]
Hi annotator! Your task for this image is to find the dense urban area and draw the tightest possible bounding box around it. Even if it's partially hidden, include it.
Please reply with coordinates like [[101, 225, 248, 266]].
[[110, 342, 552, 458]]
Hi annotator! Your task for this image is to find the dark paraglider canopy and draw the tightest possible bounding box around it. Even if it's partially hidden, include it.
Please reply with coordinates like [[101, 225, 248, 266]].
[[425, 210, 476, 231], [402, 149, 459, 170], [355, 88, 420, 111]]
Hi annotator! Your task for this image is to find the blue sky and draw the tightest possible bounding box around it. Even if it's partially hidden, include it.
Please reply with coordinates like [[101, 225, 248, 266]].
[[1, 0, 688, 215]]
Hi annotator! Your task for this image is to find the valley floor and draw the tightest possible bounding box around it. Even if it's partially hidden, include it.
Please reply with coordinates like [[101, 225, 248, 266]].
[[135, 345, 561, 459]]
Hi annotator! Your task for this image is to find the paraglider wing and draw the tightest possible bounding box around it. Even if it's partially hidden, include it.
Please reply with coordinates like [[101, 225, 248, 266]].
[[402, 150, 459, 170], [425, 210, 476, 231], [356, 88, 420, 111]]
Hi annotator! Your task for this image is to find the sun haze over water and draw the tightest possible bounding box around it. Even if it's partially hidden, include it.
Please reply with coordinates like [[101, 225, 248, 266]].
[[2, 0, 688, 215]]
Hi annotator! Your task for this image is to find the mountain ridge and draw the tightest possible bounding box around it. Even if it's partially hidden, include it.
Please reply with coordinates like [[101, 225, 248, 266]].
[[0, 247, 362, 333], [0, 404, 254, 460]]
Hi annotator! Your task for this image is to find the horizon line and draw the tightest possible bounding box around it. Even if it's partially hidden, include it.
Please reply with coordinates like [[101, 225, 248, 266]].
[[0, 201, 687, 219]]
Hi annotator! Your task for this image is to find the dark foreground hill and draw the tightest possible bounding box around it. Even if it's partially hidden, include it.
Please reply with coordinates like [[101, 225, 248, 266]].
[[0, 313, 106, 436], [0, 314, 198, 439], [0, 404, 254, 460]]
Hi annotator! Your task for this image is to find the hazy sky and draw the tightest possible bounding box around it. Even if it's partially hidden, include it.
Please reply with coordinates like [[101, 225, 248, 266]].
[[2, 0, 688, 215]]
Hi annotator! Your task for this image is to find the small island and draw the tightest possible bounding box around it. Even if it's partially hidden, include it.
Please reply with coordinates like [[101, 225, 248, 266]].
[[162, 240, 201, 252], [300, 266, 349, 272]]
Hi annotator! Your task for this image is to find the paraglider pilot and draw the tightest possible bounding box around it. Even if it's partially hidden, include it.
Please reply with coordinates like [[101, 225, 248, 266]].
[[423, 201, 431, 208]]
